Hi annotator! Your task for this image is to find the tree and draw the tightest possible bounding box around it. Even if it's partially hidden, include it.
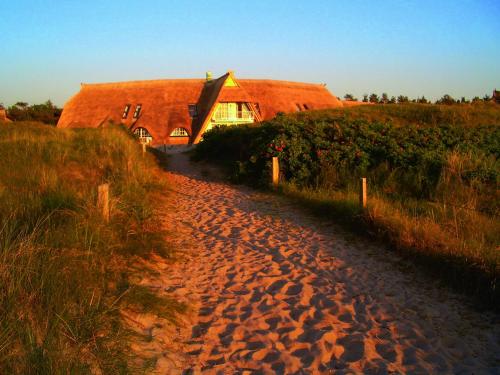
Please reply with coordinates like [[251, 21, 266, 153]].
[[6, 100, 62, 124], [417, 96, 428, 104], [344, 93, 358, 101], [472, 96, 481, 103], [381, 93, 389, 104], [389, 96, 396, 104], [369, 93, 379, 103], [15, 102, 28, 108], [362, 94, 368, 103], [483, 94, 491, 101], [435, 94, 456, 105], [397, 95, 409, 104]]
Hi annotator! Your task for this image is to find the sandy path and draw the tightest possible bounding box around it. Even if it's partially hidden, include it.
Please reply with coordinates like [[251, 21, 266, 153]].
[[157, 152, 499, 374]]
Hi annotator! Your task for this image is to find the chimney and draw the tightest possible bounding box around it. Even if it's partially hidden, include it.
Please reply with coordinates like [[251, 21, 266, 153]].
[[206, 71, 212, 82]]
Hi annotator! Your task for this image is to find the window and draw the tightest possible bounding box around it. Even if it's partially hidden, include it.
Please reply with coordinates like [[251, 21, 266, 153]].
[[170, 127, 189, 137], [295, 103, 302, 112], [303, 104, 309, 110], [133, 127, 152, 143], [188, 104, 198, 118], [122, 104, 131, 119], [133, 104, 142, 119], [254, 103, 261, 114]]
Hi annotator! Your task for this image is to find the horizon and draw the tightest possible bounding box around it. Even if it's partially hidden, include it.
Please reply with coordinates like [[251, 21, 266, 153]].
[[1, 0, 499, 107]]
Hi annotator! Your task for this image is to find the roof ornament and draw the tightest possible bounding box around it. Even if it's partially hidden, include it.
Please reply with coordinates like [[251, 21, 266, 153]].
[[206, 71, 212, 82]]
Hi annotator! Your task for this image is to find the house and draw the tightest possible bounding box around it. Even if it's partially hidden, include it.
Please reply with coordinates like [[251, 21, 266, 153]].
[[57, 71, 344, 146], [493, 89, 500, 104], [0, 106, 10, 122]]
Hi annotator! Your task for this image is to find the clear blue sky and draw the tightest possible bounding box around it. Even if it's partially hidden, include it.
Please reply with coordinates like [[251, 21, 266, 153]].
[[1, 0, 499, 106]]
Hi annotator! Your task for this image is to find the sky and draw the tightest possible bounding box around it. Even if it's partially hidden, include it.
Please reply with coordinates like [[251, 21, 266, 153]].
[[0, 0, 499, 106]]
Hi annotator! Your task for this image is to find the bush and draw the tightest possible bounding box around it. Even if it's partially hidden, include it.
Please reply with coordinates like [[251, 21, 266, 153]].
[[193, 105, 500, 307]]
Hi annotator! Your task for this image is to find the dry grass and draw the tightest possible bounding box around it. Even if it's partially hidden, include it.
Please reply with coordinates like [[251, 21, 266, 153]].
[[0, 121, 183, 373], [293, 102, 500, 127], [280, 174, 499, 306]]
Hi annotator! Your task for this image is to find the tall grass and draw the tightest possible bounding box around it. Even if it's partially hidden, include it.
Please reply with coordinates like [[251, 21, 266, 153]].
[[0, 122, 182, 373], [294, 102, 500, 128]]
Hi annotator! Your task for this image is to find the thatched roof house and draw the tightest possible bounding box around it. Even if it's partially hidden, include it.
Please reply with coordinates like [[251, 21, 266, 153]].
[[493, 89, 500, 104], [0, 106, 10, 122], [57, 71, 344, 146]]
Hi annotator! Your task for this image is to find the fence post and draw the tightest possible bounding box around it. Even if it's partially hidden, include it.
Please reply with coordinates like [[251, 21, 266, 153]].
[[359, 177, 367, 209], [272, 157, 279, 188], [98, 183, 110, 223]]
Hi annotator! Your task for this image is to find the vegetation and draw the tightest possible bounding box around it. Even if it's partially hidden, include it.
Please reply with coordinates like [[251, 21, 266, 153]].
[[355, 92, 494, 105], [3, 101, 62, 124], [193, 103, 500, 307], [0, 122, 182, 373]]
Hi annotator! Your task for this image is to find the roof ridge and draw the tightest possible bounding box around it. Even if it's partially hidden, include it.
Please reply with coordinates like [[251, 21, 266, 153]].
[[238, 78, 326, 87], [82, 78, 205, 87], [81, 77, 326, 88]]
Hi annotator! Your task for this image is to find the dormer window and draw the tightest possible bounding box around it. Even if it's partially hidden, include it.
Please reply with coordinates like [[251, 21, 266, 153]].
[[188, 104, 198, 118], [122, 104, 131, 119], [303, 104, 309, 110], [295, 103, 302, 112], [170, 127, 189, 137], [133, 104, 142, 119]]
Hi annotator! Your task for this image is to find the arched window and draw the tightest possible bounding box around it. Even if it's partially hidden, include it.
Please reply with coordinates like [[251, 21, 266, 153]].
[[170, 127, 189, 137], [133, 127, 153, 144]]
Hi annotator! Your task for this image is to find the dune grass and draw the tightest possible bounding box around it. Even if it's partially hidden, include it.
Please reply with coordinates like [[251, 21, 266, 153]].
[[0, 122, 182, 374], [293, 102, 500, 128]]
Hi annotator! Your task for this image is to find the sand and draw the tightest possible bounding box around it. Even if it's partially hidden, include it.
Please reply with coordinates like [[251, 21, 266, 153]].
[[141, 151, 499, 374]]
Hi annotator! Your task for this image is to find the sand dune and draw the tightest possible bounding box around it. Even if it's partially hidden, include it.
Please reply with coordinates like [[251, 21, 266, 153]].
[[148, 152, 499, 374]]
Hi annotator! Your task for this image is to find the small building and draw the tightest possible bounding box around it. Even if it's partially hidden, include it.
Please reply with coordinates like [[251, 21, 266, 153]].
[[0, 106, 10, 122], [493, 89, 500, 104], [57, 71, 344, 146]]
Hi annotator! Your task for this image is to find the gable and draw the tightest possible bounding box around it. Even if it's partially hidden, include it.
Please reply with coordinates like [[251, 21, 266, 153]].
[[224, 75, 238, 87]]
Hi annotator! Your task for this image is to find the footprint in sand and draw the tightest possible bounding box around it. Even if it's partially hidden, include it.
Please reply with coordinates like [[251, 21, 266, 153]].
[[153, 152, 500, 374]]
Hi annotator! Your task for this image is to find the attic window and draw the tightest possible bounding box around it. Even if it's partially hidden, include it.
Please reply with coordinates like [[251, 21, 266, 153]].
[[188, 104, 198, 118], [122, 104, 131, 119], [133, 104, 142, 119], [134, 127, 152, 144], [170, 127, 189, 137], [303, 104, 309, 110], [254, 103, 261, 114], [295, 103, 302, 112]]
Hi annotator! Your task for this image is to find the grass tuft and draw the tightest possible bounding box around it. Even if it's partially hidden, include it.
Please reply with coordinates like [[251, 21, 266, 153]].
[[0, 121, 180, 373]]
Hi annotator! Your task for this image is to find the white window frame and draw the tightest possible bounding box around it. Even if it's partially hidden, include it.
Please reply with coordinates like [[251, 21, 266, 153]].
[[133, 104, 142, 119], [133, 127, 152, 143], [170, 127, 189, 137], [122, 104, 131, 119]]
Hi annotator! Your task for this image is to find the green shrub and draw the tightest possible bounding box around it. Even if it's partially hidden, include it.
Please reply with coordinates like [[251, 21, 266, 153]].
[[194, 105, 500, 306]]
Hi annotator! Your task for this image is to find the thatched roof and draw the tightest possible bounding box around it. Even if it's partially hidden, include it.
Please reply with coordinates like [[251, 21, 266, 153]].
[[0, 108, 10, 122], [57, 71, 344, 145]]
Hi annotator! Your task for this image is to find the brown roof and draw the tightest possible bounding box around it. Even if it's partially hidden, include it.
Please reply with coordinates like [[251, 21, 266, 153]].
[[57, 71, 344, 145], [0, 108, 10, 122]]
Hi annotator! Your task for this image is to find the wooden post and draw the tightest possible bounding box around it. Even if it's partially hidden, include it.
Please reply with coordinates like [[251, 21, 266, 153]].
[[98, 183, 110, 223], [272, 157, 279, 188], [360, 177, 367, 209], [142, 143, 146, 154]]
